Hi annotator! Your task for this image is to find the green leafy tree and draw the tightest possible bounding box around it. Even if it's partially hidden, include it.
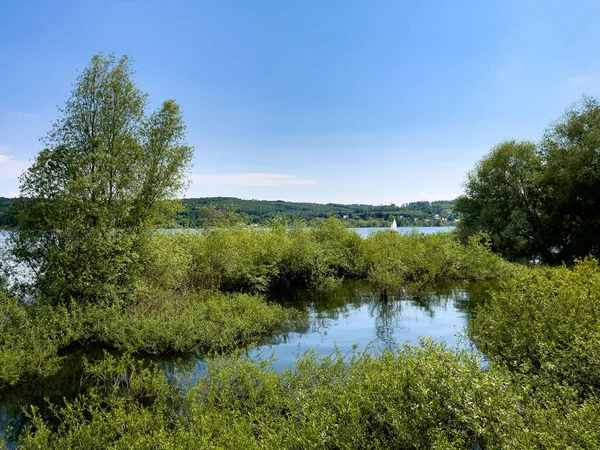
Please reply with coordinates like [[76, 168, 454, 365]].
[[540, 96, 600, 261], [13, 53, 193, 305], [457, 98, 600, 263], [455, 140, 545, 261]]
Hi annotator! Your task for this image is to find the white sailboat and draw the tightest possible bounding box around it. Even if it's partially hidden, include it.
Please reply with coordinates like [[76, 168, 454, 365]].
[[390, 218, 398, 231]]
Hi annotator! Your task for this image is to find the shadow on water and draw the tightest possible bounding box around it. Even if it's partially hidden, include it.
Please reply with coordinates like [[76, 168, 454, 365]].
[[1, 278, 498, 447]]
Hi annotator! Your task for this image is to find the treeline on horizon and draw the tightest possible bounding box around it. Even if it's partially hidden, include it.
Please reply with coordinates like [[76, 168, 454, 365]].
[[0, 196, 457, 229]]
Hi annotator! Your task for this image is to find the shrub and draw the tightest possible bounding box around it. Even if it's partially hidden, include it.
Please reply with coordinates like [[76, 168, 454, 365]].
[[365, 230, 510, 294], [143, 222, 509, 297], [0, 294, 79, 386], [15, 340, 600, 449], [102, 289, 304, 354], [470, 257, 600, 397], [0, 289, 304, 387], [10, 341, 527, 449]]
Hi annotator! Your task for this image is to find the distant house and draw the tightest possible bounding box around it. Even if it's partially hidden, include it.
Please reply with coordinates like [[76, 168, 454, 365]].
[[434, 214, 440, 219], [342, 215, 349, 219]]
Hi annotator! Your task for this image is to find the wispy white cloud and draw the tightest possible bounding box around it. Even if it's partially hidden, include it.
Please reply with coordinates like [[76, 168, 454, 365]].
[[0, 149, 32, 179], [566, 75, 600, 90], [190, 173, 318, 187], [15, 112, 42, 119]]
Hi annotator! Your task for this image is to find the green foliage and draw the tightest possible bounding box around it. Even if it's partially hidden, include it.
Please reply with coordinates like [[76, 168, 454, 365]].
[[7, 341, 518, 449], [457, 96, 600, 263], [144, 222, 361, 294], [0, 219, 506, 390], [312, 217, 369, 277], [365, 230, 510, 294], [174, 197, 458, 227], [5, 220, 600, 447], [102, 289, 303, 354], [12, 340, 600, 449], [0, 196, 459, 229], [12, 53, 193, 305], [0, 294, 74, 385], [517, 384, 600, 448], [455, 140, 545, 261], [540, 96, 600, 261], [0, 289, 303, 388], [142, 222, 505, 297], [470, 257, 600, 397]]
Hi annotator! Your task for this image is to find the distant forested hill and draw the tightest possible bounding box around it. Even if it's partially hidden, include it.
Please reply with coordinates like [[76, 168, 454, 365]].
[[175, 197, 457, 227], [0, 197, 458, 228]]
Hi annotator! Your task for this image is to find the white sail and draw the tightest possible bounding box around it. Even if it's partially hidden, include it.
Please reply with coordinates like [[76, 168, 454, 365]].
[[390, 219, 398, 231]]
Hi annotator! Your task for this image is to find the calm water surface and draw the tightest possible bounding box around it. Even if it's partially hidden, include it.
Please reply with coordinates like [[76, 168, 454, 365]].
[[350, 226, 455, 237], [252, 279, 479, 368], [161, 226, 456, 237]]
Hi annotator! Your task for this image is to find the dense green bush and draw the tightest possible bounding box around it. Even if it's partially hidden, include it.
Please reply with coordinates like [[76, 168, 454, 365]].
[[0, 221, 511, 390], [365, 230, 510, 294], [144, 221, 509, 296], [144, 221, 363, 294], [13, 54, 194, 306], [456, 97, 600, 263], [103, 289, 303, 354], [10, 340, 600, 449], [0, 290, 303, 388], [470, 257, 600, 397], [0, 294, 78, 385], [6, 227, 600, 448]]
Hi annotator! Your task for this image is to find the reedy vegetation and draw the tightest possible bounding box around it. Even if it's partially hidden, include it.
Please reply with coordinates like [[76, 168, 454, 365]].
[[0, 289, 301, 387], [4, 204, 600, 448]]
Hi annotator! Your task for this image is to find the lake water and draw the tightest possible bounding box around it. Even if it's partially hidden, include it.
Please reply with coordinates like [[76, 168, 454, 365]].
[[351, 226, 455, 237], [161, 226, 456, 237], [0, 278, 490, 445]]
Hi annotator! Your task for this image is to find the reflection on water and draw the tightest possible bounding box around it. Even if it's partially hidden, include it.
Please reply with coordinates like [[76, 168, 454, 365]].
[[247, 280, 490, 372], [1, 278, 495, 446]]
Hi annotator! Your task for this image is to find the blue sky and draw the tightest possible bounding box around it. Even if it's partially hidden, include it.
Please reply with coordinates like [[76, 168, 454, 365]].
[[1, 0, 600, 204]]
